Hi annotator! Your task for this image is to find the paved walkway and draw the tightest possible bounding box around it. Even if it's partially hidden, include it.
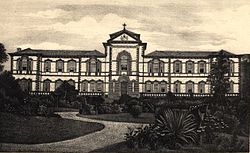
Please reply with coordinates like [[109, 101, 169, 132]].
[[0, 112, 143, 153]]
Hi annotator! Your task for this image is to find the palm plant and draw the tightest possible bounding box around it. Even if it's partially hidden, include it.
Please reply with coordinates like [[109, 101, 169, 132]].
[[155, 109, 198, 149]]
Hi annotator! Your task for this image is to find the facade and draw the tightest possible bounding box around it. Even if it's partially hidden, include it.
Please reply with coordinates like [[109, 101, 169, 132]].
[[9, 26, 241, 99]]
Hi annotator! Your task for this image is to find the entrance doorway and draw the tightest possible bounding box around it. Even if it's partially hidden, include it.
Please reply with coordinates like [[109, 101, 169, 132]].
[[121, 81, 128, 95]]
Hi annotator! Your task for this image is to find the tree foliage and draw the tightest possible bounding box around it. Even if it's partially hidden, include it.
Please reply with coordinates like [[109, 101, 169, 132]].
[[0, 43, 8, 71], [208, 50, 230, 106], [53, 81, 78, 102], [0, 71, 24, 112]]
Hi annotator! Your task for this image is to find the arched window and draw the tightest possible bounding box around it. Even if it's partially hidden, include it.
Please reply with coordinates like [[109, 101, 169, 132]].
[[145, 81, 152, 92], [55, 79, 63, 89], [19, 79, 32, 91], [90, 80, 95, 92], [81, 80, 88, 92], [198, 61, 206, 73], [186, 61, 194, 73], [198, 81, 206, 93], [174, 81, 181, 93], [160, 81, 167, 93], [56, 60, 64, 72], [229, 81, 234, 93], [90, 58, 96, 73], [43, 79, 51, 92], [153, 81, 159, 93], [17, 57, 33, 73], [173, 60, 182, 73], [68, 79, 75, 87], [87, 58, 101, 74], [117, 51, 131, 75], [44, 60, 51, 72], [67, 60, 76, 72], [148, 59, 164, 75], [96, 80, 103, 92], [186, 81, 194, 93]]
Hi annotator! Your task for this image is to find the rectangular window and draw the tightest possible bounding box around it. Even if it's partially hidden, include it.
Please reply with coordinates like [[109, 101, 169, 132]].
[[174, 83, 180, 93], [44, 61, 51, 72], [199, 62, 205, 73], [153, 63, 159, 73], [57, 61, 64, 72], [175, 62, 181, 73], [96, 82, 103, 92], [90, 63, 96, 73], [146, 82, 151, 92], [82, 82, 88, 92], [22, 60, 27, 71], [186, 83, 194, 93], [187, 62, 193, 73], [153, 83, 159, 93], [90, 82, 95, 92]]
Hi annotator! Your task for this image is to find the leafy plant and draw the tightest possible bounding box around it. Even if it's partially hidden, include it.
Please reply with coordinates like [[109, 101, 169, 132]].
[[125, 109, 199, 150], [125, 125, 160, 150], [155, 109, 198, 149]]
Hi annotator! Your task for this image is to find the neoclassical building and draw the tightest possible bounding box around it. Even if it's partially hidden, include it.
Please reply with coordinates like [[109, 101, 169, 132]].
[[9, 25, 241, 99]]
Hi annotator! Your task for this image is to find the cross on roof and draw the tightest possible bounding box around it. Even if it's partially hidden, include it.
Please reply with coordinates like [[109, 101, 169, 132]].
[[123, 23, 127, 29]]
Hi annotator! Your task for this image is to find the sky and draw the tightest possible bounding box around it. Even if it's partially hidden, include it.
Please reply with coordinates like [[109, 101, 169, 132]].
[[1, 0, 250, 69]]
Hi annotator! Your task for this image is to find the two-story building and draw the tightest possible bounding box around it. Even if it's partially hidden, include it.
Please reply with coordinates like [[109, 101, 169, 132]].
[[9, 25, 241, 99]]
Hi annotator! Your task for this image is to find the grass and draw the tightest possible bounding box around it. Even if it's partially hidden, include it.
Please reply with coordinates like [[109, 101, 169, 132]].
[[0, 112, 104, 144], [78, 113, 155, 124]]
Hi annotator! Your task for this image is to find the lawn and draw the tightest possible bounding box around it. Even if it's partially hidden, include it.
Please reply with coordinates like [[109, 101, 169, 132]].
[[78, 113, 155, 124], [0, 112, 104, 144]]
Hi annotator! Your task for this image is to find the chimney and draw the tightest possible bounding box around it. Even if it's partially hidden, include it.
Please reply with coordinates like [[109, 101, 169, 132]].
[[17, 48, 21, 52]]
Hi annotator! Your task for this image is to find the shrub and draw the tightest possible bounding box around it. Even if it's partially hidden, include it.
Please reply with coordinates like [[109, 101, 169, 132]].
[[212, 133, 248, 152], [125, 125, 159, 150], [97, 103, 122, 114], [129, 105, 142, 118], [125, 109, 198, 150], [156, 109, 198, 149], [198, 113, 229, 144]]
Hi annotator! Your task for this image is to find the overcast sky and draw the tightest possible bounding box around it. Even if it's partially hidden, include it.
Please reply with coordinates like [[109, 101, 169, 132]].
[[1, 0, 250, 69]]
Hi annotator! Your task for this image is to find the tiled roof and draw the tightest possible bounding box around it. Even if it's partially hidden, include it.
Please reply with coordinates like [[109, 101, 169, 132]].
[[9, 48, 106, 57], [144, 50, 236, 58]]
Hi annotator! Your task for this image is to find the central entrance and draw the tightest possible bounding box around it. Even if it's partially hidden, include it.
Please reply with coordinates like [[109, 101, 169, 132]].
[[121, 81, 128, 95]]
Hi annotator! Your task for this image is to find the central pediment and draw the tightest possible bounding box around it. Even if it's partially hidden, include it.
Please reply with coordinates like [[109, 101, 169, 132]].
[[107, 27, 141, 43]]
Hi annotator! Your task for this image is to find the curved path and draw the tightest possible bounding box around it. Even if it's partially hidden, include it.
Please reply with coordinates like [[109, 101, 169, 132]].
[[0, 112, 144, 153]]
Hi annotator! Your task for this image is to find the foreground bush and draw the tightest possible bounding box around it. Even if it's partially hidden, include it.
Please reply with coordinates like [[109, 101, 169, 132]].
[[129, 105, 142, 118], [125, 109, 198, 150], [98, 103, 122, 114]]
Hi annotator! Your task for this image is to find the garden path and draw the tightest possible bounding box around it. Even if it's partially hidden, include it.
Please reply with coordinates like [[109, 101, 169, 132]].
[[0, 112, 144, 153]]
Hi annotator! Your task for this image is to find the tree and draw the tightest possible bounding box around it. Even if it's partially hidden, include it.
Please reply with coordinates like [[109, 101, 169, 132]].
[[53, 81, 78, 103], [208, 50, 230, 107], [0, 71, 24, 112], [0, 43, 8, 72]]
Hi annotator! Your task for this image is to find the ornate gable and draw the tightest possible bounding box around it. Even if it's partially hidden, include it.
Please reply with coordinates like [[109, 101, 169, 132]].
[[107, 23, 141, 43]]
